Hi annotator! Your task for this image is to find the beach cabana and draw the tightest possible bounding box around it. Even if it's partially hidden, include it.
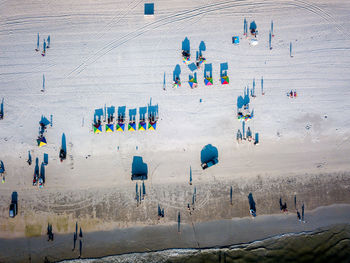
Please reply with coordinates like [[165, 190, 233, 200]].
[[116, 123, 125, 131], [188, 78, 197, 88], [148, 121, 157, 130], [221, 75, 229, 85], [139, 121, 147, 131], [105, 123, 114, 132], [37, 137, 47, 147], [128, 122, 136, 131], [204, 77, 213, 86], [93, 124, 102, 134]]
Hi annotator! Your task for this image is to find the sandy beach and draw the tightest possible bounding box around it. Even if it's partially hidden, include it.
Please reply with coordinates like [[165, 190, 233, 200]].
[[1, 0, 350, 262]]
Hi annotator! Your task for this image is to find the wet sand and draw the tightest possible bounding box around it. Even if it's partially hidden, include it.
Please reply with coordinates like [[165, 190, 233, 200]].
[[0, 204, 349, 262]]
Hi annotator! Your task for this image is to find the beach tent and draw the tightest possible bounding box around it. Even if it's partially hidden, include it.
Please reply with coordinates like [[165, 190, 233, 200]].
[[93, 124, 102, 134], [105, 123, 114, 132], [139, 122, 147, 131], [37, 137, 47, 147], [116, 123, 125, 131], [204, 77, 213, 86], [221, 75, 229, 84], [188, 78, 197, 88], [128, 122, 136, 131], [148, 122, 157, 130], [232, 36, 240, 44]]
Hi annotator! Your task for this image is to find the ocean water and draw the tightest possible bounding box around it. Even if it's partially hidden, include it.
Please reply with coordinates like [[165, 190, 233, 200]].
[[61, 224, 350, 263]]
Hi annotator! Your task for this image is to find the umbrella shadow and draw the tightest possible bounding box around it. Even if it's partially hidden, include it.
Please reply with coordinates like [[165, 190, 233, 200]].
[[40, 115, 50, 126], [118, 106, 126, 121], [94, 108, 104, 123], [237, 96, 244, 109], [188, 63, 197, 72], [204, 63, 212, 78], [61, 133, 67, 153], [182, 37, 190, 51], [200, 144, 218, 164], [0, 98, 3, 118], [199, 41, 206, 56], [250, 21, 257, 31], [139, 106, 147, 122], [131, 156, 148, 180], [40, 162, 45, 183], [107, 106, 115, 123], [220, 62, 228, 77], [173, 64, 181, 81], [148, 101, 158, 121], [248, 193, 256, 212], [11, 191, 18, 204], [129, 108, 137, 123]]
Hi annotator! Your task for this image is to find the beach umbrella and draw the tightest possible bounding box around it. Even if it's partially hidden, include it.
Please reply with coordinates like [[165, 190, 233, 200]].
[[128, 122, 136, 131], [37, 137, 47, 147], [138, 121, 147, 131], [173, 79, 181, 88], [93, 124, 102, 134], [188, 78, 197, 88], [197, 56, 206, 67], [105, 123, 114, 132], [204, 77, 213, 86], [182, 56, 190, 64], [148, 121, 157, 130], [116, 123, 125, 131], [221, 76, 229, 85]]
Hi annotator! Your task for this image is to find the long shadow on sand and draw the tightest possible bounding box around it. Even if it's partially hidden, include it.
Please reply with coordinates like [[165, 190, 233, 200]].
[[248, 193, 256, 212], [61, 133, 67, 153], [173, 64, 181, 81], [129, 108, 137, 123], [131, 156, 148, 180], [204, 63, 212, 78], [182, 37, 190, 51]]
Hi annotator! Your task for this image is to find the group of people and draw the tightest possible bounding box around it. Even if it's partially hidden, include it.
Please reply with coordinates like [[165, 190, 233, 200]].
[[288, 90, 298, 98]]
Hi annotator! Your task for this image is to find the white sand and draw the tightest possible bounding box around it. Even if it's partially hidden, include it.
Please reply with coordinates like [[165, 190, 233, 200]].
[[0, 0, 350, 255]]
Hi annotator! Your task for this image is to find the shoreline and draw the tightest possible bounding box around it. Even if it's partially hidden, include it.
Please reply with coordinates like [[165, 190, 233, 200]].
[[1, 204, 349, 263], [58, 224, 350, 263]]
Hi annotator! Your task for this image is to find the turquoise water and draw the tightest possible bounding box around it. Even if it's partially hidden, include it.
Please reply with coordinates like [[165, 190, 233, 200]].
[[62, 224, 350, 263]]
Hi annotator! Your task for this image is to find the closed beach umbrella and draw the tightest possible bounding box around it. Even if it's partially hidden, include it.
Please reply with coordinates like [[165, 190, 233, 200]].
[[116, 123, 125, 131], [128, 122, 136, 131], [221, 76, 229, 84], [37, 137, 47, 147], [93, 124, 102, 134], [105, 123, 114, 132], [148, 121, 157, 130], [204, 77, 213, 86]]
